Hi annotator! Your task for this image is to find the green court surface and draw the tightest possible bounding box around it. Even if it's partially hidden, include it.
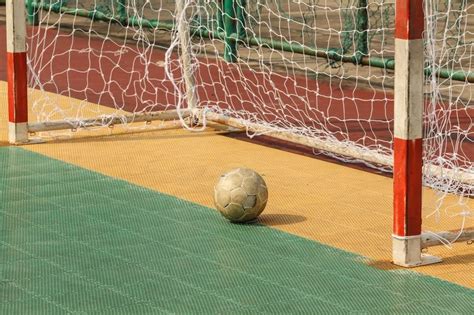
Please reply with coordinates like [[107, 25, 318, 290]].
[[0, 147, 472, 314]]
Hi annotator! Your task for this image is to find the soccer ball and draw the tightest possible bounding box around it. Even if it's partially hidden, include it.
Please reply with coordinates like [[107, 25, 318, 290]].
[[214, 168, 268, 223]]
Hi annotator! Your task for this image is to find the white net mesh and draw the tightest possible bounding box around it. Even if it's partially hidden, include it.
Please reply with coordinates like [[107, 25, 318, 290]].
[[27, 0, 472, 240], [28, 0, 180, 133], [423, 0, 473, 242]]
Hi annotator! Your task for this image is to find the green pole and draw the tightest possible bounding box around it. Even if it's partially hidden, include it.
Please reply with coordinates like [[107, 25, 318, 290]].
[[236, 0, 247, 39], [116, 0, 127, 24], [27, 0, 39, 25], [216, 0, 224, 33], [355, 0, 368, 63], [223, 0, 238, 63]]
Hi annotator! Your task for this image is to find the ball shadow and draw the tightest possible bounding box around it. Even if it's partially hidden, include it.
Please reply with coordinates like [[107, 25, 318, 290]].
[[257, 213, 307, 226]]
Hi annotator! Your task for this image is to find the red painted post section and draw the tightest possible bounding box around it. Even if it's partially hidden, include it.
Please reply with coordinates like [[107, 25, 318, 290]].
[[7, 52, 28, 124], [393, 138, 423, 237], [395, 0, 424, 40]]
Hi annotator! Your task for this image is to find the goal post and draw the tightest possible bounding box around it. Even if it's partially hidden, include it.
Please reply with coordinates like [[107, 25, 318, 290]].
[[5, 0, 473, 265], [392, 0, 473, 267], [392, 0, 439, 267], [6, 0, 28, 144]]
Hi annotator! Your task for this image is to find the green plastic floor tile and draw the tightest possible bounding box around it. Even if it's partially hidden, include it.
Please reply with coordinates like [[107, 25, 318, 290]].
[[179, 268, 265, 292], [156, 292, 247, 314], [256, 296, 350, 314], [218, 282, 304, 307], [88, 302, 168, 315], [0, 297, 70, 314]]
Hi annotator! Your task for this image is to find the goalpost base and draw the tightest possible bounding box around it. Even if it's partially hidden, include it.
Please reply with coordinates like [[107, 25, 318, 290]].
[[8, 122, 29, 145], [392, 235, 442, 267]]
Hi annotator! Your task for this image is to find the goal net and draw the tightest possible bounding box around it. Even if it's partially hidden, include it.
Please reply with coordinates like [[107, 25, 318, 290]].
[[20, 1, 473, 250]]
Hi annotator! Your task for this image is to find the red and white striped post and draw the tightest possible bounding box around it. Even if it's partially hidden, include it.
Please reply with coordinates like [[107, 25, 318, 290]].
[[6, 0, 29, 144], [392, 0, 440, 267]]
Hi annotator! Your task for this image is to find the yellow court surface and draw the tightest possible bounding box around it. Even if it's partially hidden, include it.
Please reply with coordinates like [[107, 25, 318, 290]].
[[1, 82, 472, 289]]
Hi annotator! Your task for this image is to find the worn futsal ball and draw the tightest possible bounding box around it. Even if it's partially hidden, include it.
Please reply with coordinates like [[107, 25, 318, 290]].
[[214, 168, 268, 223]]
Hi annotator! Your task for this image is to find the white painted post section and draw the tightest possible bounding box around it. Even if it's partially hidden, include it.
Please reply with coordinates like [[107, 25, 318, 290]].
[[6, 0, 29, 144], [176, 0, 197, 111]]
